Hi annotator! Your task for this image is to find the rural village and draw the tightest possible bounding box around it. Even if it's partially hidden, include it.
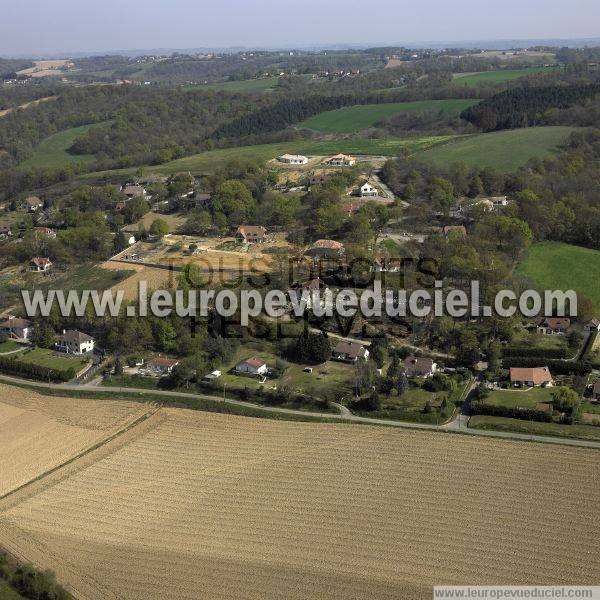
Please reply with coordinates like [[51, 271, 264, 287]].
[[0, 24, 599, 600]]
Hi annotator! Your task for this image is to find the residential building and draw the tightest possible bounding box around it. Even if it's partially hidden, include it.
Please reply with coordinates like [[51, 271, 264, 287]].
[[277, 154, 309, 165], [235, 357, 268, 377], [537, 317, 571, 336], [593, 381, 600, 401], [56, 330, 95, 354], [373, 256, 402, 273], [236, 225, 267, 244], [194, 193, 212, 209], [120, 184, 147, 199], [145, 357, 180, 376], [332, 341, 369, 363], [288, 278, 329, 310], [33, 227, 57, 238], [29, 256, 52, 272], [0, 223, 12, 238], [359, 181, 378, 197], [404, 356, 437, 378], [305, 239, 345, 260], [324, 153, 356, 167], [114, 201, 127, 213], [510, 366, 554, 387], [584, 318, 600, 332], [23, 196, 43, 212], [202, 370, 222, 382], [0, 316, 32, 340]]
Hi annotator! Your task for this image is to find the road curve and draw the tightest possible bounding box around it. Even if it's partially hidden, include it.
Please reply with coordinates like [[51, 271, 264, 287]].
[[0, 374, 599, 450]]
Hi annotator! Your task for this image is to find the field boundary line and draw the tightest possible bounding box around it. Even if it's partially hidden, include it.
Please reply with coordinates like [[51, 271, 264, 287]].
[[0, 405, 164, 513]]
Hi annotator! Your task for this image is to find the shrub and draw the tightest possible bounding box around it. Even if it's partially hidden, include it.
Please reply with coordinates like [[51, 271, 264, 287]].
[[470, 401, 553, 422]]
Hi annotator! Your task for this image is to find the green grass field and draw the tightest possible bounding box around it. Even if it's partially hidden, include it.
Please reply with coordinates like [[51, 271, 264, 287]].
[[484, 388, 554, 409], [516, 242, 600, 312], [414, 126, 576, 171], [299, 99, 479, 133], [0, 340, 23, 354], [183, 77, 280, 93], [14, 348, 88, 372], [20, 123, 105, 169], [453, 67, 554, 87], [468, 415, 600, 441], [82, 135, 455, 179]]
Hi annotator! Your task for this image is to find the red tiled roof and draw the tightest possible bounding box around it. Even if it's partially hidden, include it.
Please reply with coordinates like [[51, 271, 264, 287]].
[[147, 357, 180, 368], [239, 356, 266, 368], [311, 239, 344, 250], [30, 256, 51, 267], [510, 367, 553, 386]]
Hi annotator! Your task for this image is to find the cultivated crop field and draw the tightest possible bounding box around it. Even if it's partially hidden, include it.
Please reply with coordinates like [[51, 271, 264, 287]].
[[0, 383, 151, 497], [0, 406, 598, 599], [517, 241, 600, 311], [299, 99, 479, 133], [414, 126, 576, 171]]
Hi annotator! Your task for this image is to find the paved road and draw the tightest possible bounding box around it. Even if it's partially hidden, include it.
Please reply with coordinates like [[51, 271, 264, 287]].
[[1, 373, 599, 449]]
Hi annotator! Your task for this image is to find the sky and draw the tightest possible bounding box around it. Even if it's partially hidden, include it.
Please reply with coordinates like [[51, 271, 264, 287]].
[[2, 0, 600, 56]]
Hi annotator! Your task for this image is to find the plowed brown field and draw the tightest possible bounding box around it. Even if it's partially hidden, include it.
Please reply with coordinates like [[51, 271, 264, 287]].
[[0, 384, 151, 497], [0, 404, 598, 599]]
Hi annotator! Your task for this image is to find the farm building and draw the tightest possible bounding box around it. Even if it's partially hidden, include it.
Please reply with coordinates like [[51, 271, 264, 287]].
[[510, 367, 554, 388], [305, 239, 345, 260], [29, 256, 52, 272], [56, 330, 95, 355], [235, 357, 268, 377], [537, 317, 571, 336], [359, 181, 378, 197], [0, 316, 32, 340], [145, 357, 180, 376], [277, 154, 309, 165], [324, 154, 356, 167], [404, 356, 437, 378], [236, 226, 267, 244], [332, 341, 369, 363]]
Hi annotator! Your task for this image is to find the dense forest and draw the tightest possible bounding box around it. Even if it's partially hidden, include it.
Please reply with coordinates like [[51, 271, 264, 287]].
[[461, 84, 600, 131]]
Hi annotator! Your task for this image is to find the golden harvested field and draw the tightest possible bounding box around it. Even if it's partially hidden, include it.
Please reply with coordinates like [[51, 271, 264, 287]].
[[0, 406, 598, 600], [0, 384, 152, 498]]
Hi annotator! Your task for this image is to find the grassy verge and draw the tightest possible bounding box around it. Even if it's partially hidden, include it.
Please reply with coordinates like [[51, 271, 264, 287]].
[[413, 126, 576, 172], [0, 341, 22, 354], [468, 415, 600, 441]]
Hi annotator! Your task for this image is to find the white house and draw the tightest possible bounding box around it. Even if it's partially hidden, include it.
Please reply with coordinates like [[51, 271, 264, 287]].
[[277, 154, 309, 165], [235, 357, 268, 377], [55, 330, 95, 354], [359, 181, 378, 197], [0, 316, 32, 341]]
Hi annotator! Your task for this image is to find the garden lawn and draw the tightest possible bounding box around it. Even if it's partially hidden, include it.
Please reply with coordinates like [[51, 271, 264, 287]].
[[484, 387, 554, 410], [13, 348, 88, 372]]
